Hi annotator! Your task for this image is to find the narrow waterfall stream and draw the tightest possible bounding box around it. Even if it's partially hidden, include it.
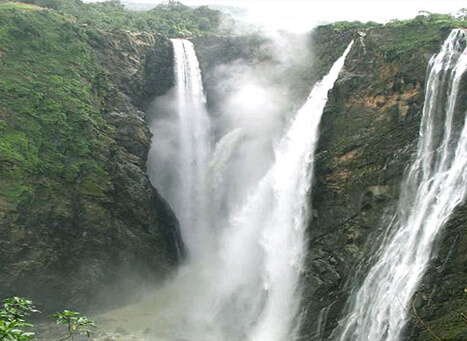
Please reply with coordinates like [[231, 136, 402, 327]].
[[148, 39, 213, 261], [335, 29, 467, 341], [147, 39, 354, 340]]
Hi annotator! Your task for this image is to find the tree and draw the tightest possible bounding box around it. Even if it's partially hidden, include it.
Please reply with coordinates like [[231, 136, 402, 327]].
[[198, 17, 211, 31], [53, 310, 96, 341], [0, 297, 96, 341]]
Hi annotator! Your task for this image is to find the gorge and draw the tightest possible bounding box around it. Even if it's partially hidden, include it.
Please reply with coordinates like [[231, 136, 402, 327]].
[[1, 1, 467, 341], [334, 28, 467, 341], [147, 36, 353, 341]]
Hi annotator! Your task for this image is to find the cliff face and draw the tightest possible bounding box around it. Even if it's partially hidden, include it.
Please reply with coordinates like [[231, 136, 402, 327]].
[[302, 24, 467, 340], [193, 23, 466, 341], [0, 6, 181, 311]]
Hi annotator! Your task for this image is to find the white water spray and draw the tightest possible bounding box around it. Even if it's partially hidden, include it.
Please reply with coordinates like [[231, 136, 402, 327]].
[[215, 41, 354, 341], [148, 39, 213, 261], [149, 38, 353, 341], [336, 29, 467, 341]]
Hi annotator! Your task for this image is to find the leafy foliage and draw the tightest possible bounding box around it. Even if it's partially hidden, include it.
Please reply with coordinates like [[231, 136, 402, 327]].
[[327, 20, 383, 33], [1, 298, 39, 321], [18, 0, 225, 37], [0, 297, 96, 341], [324, 9, 467, 34], [2, 0, 221, 212], [0, 297, 38, 341], [0, 2, 114, 210], [53, 310, 96, 340], [317, 9, 467, 64], [377, 11, 467, 62]]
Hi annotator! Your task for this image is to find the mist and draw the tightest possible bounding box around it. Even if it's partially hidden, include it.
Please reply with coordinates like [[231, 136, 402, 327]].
[[137, 4, 347, 338], [129, 6, 316, 338], [83, 0, 467, 340]]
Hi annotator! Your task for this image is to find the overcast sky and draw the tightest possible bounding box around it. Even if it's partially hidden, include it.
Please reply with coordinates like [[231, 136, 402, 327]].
[[83, 0, 467, 32]]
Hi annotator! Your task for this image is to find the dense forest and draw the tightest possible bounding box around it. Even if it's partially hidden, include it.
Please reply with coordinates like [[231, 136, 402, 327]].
[[13, 0, 227, 37]]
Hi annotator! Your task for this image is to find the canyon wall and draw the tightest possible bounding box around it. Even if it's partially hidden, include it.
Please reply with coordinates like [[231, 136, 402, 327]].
[[0, 7, 181, 311], [193, 22, 467, 340]]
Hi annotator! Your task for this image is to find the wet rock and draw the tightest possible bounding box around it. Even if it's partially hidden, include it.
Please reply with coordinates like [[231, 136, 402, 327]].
[[0, 30, 182, 312], [299, 23, 458, 340]]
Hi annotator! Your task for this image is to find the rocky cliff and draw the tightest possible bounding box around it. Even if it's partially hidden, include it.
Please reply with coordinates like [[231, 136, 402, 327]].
[[192, 20, 467, 341], [0, 4, 181, 311], [302, 22, 467, 341]]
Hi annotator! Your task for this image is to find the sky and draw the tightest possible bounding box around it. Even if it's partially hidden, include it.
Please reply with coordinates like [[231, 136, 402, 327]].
[[83, 0, 467, 32]]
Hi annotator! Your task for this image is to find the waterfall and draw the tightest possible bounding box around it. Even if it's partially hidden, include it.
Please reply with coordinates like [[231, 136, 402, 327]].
[[336, 29, 467, 341], [244, 40, 354, 341], [148, 39, 213, 261], [148, 38, 353, 341]]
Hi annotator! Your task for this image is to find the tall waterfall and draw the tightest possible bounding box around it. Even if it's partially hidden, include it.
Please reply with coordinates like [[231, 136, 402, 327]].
[[149, 38, 353, 341], [336, 29, 467, 341], [215, 40, 354, 341], [149, 39, 213, 261]]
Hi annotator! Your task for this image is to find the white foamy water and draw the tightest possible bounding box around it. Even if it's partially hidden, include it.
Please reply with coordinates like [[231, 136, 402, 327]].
[[217, 41, 354, 341], [148, 39, 213, 261], [336, 29, 467, 341], [147, 38, 353, 341]]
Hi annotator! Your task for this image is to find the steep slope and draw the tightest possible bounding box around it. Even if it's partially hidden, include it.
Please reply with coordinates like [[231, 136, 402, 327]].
[[0, 3, 181, 311], [183, 17, 467, 340], [301, 20, 467, 341]]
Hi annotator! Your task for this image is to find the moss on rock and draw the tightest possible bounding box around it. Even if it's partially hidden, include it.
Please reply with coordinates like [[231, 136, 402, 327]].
[[0, 3, 181, 311]]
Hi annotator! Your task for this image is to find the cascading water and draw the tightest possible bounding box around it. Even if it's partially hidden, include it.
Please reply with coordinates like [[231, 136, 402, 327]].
[[148, 39, 213, 261], [335, 29, 467, 341], [211, 41, 354, 341], [148, 38, 353, 341]]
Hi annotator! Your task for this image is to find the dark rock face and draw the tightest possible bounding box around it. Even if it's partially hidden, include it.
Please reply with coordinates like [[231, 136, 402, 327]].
[[0, 30, 181, 312], [192, 26, 466, 340], [88, 30, 174, 110], [300, 25, 466, 340], [405, 203, 467, 341], [300, 26, 429, 339]]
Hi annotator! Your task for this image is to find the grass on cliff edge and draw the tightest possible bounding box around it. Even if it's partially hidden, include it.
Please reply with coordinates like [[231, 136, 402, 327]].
[[0, 3, 114, 213], [320, 10, 467, 58]]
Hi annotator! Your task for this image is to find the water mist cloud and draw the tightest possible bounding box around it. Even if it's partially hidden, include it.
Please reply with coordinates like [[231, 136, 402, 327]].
[[210, 61, 285, 208]]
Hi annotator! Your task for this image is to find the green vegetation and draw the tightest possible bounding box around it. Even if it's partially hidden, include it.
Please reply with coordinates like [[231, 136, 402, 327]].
[[0, 2, 114, 211], [416, 294, 467, 341], [378, 11, 467, 62], [326, 20, 383, 33], [19, 0, 225, 37], [0, 0, 228, 213], [0, 297, 96, 341], [0, 2, 42, 11], [325, 10, 467, 34], [317, 10, 467, 64], [0, 0, 227, 215], [0, 297, 37, 341], [388, 10, 467, 28], [52, 310, 96, 340]]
